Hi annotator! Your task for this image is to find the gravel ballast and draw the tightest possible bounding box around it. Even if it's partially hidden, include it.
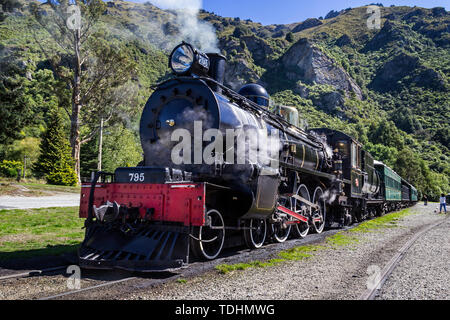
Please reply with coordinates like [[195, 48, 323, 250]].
[[377, 214, 450, 300], [118, 204, 448, 300], [0, 203, 447, 300]]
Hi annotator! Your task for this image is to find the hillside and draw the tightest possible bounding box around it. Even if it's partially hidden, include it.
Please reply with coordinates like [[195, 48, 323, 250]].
[[0, 0, 448, 198]]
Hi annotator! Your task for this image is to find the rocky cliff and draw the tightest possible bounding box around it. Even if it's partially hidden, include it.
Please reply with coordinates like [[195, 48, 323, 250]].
[[281, 38, 363, 100]]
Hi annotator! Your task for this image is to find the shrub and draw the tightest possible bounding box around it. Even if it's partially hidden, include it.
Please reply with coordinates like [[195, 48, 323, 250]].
[[0, 160, 22, 177], [46, 167, 77, 186]]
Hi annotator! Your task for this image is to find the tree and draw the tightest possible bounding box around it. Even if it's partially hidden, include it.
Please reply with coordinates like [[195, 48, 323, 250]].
[[364, 142, 398, 168], [285, 32, 294, 43], [34, 106, 77, 186], [233, 25, 251, 38], [0, 62, 69, 145], [368, 120, 404, 149], [102, 124, 142, 173], [79, 134, 98, 178], [0, 59, 34, 145], [30, 0, 137, 183]]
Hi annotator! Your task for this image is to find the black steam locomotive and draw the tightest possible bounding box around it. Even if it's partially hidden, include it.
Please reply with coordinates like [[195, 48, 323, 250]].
[[78, 43, 417, 271]]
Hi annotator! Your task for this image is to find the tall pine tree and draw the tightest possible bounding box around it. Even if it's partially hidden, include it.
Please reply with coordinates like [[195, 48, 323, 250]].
[[34, 105, 77, 186]]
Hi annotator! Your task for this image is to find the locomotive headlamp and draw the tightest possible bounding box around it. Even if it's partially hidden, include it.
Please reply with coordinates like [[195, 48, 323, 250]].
[[169, 42, 210, 77]]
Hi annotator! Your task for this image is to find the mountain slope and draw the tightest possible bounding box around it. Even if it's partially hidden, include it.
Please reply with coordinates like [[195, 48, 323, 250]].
[[0, 1, 448, 197]]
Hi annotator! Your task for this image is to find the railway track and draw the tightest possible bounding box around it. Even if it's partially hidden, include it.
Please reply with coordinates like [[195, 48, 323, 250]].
[[30, 224, 356, 300], [2, 209, 438, 300], [0, 265, 68, 281], [0, 222, 346, 300], [38, 276, 139, 300], [359, 215, 449, 300]]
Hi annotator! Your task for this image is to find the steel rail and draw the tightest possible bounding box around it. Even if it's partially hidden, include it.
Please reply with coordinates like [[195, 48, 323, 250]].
[[0, 265, 68, 281], [38, 276, 138, 300]]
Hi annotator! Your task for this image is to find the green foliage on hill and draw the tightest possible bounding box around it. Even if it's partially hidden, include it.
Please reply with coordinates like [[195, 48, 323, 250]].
[[214, 5, 449, 199], [0, 2, 448, 197]]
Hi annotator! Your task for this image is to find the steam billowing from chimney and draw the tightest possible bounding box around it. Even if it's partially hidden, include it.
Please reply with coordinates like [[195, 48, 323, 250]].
[[147, 0, 219, 53]]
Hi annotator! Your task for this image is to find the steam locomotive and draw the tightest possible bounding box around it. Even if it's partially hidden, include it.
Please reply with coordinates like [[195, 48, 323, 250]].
[[78, 43, 418, 271]]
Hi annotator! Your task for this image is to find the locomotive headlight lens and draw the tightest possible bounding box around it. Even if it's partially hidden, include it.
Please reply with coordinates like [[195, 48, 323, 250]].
[[170, 43, 195, 75], [169, 42, 210, 77]]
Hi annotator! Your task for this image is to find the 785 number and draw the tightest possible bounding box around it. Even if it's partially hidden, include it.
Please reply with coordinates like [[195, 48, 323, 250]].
[[129, 173, 145, 182]]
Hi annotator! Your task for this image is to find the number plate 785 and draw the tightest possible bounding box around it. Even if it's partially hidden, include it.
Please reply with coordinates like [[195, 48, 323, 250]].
[[129, 173, 145, 182]]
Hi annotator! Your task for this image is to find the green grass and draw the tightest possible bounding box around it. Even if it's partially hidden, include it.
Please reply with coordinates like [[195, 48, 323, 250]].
[[176, 279, 187, 284], [326, 208, 415, 248], [0, 207, 84, 261], [0, 180, 80, 196], [215, 258, 285, 274], [215, 209, 414, 274], [20, 182, 80, 194], [326, 233, 358, 247], [215, 245, 323, 274], [350, 208, 415, 233]]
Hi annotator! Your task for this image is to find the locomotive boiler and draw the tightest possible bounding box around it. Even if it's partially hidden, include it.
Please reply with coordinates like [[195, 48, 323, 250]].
[[77, 43, 417, 271]]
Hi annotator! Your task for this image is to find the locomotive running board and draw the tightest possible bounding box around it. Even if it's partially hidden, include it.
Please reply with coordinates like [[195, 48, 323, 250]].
[[78, 223, 190, 272]]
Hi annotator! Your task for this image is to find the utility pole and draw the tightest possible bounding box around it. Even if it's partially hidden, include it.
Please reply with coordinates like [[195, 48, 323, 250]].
[[23, 155, 27, 179], [98, 118, 104, 172]]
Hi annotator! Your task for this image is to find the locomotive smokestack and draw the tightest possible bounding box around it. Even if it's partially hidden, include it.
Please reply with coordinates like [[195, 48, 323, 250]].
[[206, 53, 226, 94]]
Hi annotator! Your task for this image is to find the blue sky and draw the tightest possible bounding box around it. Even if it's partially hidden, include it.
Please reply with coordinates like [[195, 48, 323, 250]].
[[202, 0, 449, 25], [128, 0, 449, 25]]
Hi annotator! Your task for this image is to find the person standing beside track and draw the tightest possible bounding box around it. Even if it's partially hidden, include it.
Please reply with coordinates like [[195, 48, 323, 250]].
[[439, 194, 447, 214]]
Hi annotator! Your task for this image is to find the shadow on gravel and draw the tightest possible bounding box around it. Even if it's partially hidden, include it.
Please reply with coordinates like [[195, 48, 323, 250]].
[[0, 226, 345, 281], [0, 245, 79, 272]]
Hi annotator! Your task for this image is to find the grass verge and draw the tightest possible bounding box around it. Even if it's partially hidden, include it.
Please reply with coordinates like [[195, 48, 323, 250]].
[[215, 208, 414, 274], [0, 206, 84, 261], [0, 180, 80, 197], [216, 244, 323, 274]]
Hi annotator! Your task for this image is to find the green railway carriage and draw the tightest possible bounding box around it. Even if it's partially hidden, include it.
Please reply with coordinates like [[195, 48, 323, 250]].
[[401, 178, 418, 204], [374, 161, 402, 202], [410, 186, 418, 202]]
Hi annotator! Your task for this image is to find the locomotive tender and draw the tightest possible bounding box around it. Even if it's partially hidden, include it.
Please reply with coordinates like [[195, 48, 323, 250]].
[[78, 43, 417, 271]]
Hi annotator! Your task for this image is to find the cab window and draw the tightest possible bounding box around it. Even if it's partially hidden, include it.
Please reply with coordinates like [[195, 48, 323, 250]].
[[351, 143, 357, 168], [278, 106, 299, 127], [336, 141, 349, 158]]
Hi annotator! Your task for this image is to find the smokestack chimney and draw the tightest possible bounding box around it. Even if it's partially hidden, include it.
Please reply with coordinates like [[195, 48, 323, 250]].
[[206, 53, 226, 93]]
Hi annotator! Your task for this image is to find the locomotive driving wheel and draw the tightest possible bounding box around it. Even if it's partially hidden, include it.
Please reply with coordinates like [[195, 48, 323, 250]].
[[292, 184, 310, 238], [243, 219, 267, 249], [190, 209, 225, 260], [311, 187, 326, 234], [270, 197, 292, 243]]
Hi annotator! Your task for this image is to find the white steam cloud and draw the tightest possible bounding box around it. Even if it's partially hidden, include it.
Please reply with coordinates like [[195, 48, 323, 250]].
[[131, 0, 219, 53], [148, 0, 202, 11]]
